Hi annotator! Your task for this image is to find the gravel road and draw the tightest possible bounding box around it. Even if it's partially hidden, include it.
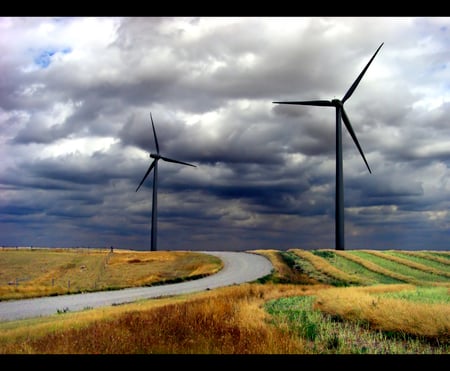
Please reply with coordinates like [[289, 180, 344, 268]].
[[0, 251, 273, 322]]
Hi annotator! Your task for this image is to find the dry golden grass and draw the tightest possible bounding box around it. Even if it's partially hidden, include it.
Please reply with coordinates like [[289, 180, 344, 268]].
[[314, 284, 450, 342], [96, 250, 222, 287], [0, 283, 327, 354], [0, 294, 195, 348], [0, 248, 223, 301]]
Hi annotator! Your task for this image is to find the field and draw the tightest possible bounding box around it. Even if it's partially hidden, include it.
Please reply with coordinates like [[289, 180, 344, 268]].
[[0, 247, 223, 301], [0, 247, 449, 354]]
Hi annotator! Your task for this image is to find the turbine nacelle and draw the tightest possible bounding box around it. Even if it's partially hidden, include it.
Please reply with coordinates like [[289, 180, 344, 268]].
[[331, 99, 343, 107], [150, 153, 160, 160]]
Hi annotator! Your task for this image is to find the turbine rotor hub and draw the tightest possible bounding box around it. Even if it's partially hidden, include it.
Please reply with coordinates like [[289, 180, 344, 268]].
[[150, 153, 160, 159], [331, 98, 342, 106]]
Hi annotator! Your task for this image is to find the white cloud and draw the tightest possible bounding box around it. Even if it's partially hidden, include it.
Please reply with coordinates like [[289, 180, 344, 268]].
[[41, 137, 119, 158], [2, 17, 450, 251]]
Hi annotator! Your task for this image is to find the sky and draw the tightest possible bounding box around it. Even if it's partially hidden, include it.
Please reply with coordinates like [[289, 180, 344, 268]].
[[1, 17, 450, 252]]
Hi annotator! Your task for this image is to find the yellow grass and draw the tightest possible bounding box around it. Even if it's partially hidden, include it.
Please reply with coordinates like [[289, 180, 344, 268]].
[[314, 284, 450, 341], [0, 248, 223, 301], [0, 283, 328, 354]]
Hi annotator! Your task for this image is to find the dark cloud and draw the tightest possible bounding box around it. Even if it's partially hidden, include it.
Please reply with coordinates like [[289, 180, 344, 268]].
[[1, 17, 450, 251]]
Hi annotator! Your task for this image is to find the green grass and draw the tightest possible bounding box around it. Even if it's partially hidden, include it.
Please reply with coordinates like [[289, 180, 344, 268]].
[[387, 250, 450, 273], [431, 252, 450, 260], [265, 295, 449, 354], [377, 286, 450, 304], [349, 251, 450, 284], [265, 296, 322, 342], [312, 250, 403, 285]]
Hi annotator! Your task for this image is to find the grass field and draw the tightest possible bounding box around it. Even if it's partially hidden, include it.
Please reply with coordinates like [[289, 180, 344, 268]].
[[0, 247, 449, 354], [0, 247, 223, 301]]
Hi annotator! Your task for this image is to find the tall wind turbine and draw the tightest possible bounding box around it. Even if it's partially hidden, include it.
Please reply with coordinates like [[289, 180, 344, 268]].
[[273, 43, 383, 250], [136, 113, 196, 251]]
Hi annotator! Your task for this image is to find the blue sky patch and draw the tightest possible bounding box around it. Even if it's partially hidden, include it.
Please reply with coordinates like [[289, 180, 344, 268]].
[[34, 47, 72, 68]]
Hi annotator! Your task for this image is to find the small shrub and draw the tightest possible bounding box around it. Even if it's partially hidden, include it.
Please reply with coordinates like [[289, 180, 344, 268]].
[[56, 307, 69, 314], [313, 250, 336, 260]]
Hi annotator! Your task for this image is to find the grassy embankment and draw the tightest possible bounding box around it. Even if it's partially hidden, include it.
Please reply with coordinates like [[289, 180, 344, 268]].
[[0, 247, 449, 354]]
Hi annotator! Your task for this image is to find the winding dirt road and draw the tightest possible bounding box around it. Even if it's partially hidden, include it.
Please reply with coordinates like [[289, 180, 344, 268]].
[[0, 251, 273, 322]]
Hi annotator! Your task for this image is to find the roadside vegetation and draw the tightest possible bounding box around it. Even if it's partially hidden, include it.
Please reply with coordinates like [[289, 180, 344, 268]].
[[0, 247, 223, 301], [0, 247, 449, 354]]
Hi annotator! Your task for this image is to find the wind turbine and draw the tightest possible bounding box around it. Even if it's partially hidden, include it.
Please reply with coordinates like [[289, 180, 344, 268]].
[[136, 113, 196, 251], [273, 43, 383, 250]]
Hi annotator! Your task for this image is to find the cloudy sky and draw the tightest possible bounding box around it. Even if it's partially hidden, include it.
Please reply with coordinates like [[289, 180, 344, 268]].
[[1, 17, 450, 252]]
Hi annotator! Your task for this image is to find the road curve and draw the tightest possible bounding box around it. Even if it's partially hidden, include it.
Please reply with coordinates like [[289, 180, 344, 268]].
[[0, 251, 273, 322]]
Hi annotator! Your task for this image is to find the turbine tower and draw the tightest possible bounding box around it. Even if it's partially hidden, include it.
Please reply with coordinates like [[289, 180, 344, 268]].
[[273, 43, 383, 250], [136, 113, 196, 251]]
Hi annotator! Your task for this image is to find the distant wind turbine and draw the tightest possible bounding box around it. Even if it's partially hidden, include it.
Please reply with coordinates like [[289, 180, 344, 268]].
[[136, 113, 196, 251], [273, 43, 383, 250]]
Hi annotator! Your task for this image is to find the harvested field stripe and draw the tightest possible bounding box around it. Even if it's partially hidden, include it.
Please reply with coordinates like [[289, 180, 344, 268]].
[[334, 251, 420, 285], [289, 249, 367, 285], [319, 249, 402, 285], [395, 251, 450, 266], [361, 250, 450, 279]]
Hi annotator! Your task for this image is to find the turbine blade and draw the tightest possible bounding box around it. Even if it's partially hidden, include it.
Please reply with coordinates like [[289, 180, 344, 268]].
[[342, 43, 384, 103], [136, 159, 156, 192], [160, 156, 196, 167], [273, 100, 333, 107], [341, 108, 371, 173], [150, 112, 160, 154]]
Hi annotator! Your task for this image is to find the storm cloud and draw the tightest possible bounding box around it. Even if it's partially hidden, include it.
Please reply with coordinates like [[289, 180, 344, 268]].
[[1, 17, 450, 251]]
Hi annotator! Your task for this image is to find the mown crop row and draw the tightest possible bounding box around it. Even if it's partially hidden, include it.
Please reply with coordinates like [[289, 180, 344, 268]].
[[257, 249, 450, 287]]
